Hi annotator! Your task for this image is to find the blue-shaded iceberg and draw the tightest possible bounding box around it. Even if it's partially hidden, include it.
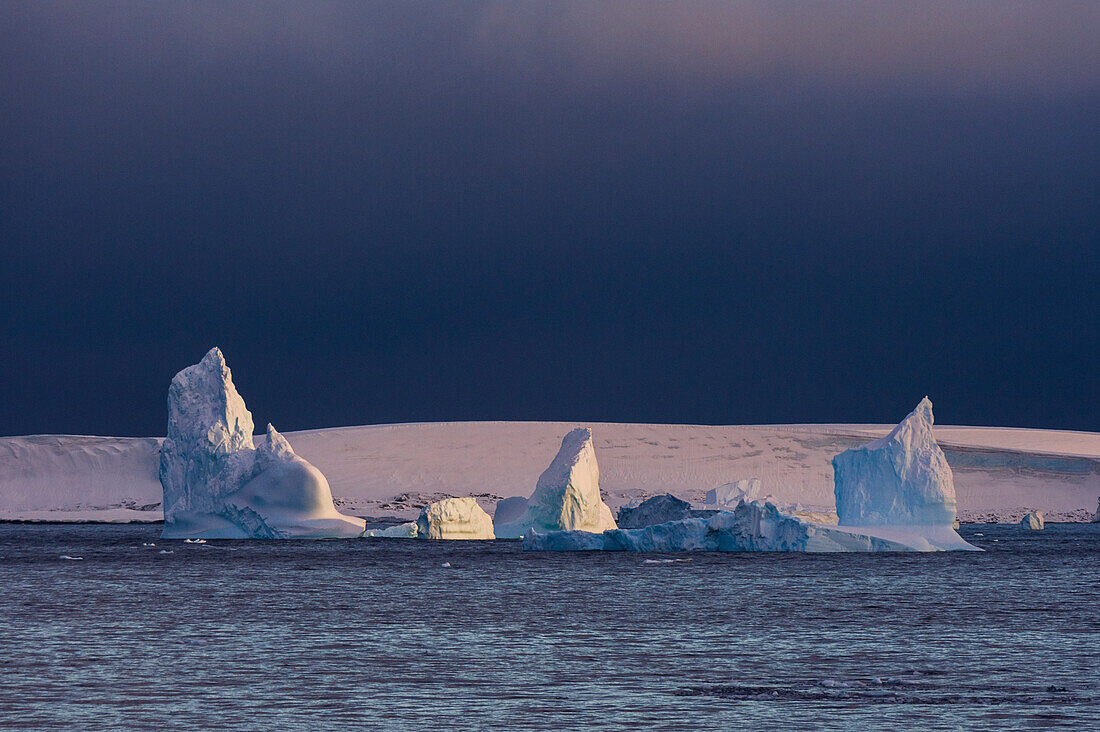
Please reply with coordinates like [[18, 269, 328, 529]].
[[494, 427, 617, 538], [159, 348, 365, 539], [524, 499, 963, 552], [362, 522, 419, 538], [832, 396, 957, 527]]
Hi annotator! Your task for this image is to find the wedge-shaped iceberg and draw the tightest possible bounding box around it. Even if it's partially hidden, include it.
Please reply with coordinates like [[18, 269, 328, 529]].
[[494, 428, 617, 538], [159, 348, 364, 539], [832, 397, 957, 527], [524, 500, 935, 553], [416, 497, 495, 540], [828, 397, 975, 550]]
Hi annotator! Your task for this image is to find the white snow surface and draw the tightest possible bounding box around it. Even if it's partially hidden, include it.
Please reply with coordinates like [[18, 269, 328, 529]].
[[416, 497, 495, 540], [2, 421, 1098, 524], [493, 428, 617, 538]]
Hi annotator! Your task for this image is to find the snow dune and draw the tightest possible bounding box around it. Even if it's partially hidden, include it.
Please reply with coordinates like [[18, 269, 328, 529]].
[[1, 422, 1097, 523]]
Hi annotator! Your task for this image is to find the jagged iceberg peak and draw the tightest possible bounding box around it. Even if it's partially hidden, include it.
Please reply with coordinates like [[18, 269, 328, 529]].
[[159, 349, 364, 539], [494, 427, 617, 537], [529, 427, 617, 533], [160, 347, 256, 519], [832, 397, 958, 527], [169, 347, 254, 451], [256, 424, 295, 463]]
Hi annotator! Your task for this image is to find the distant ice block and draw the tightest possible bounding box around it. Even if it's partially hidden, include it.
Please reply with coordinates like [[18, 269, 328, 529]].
[[1020, 510, 1045, 530], [494, 428, 617, 538], [416, 497, 495, 540], [705, 478, 762, 509], [362, 521, 419, 538], [1092, 498, 1100, 523], [159, 348, 365, 539], [617, 494, 713, 529], [832, 397, 959, 527], [523, 500, 968, 552]]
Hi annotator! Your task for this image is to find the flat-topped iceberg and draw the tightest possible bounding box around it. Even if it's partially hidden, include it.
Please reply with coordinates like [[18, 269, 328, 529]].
[[160, 348, 365, 539], [416, 497, 495, 540], [494, 428, 617, 538]]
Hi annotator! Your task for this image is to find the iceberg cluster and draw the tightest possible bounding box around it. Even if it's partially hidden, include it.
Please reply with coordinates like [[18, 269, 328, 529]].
[[524, 399, 978, 553], [159, 348, 365, 539], [494, 428, 617, 538]]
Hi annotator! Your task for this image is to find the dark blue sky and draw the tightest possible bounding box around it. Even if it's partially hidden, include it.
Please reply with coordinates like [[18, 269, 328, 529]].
[[2, 2, 1098, 436]]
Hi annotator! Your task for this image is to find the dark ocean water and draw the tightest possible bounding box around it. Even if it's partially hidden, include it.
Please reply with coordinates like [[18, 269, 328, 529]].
[[0, 523, 1097, 731]]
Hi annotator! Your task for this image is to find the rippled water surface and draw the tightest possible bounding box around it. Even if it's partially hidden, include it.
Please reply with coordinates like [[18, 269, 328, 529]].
[[1, 523, 1097, 730]]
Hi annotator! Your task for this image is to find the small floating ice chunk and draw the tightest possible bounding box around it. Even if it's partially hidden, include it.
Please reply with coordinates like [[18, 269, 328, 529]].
[[441, 562, 452, 568], [59, 555, 83, 560], [143, 543, 156, 546], [184, 538, 207, 543], [361, 521, 418, 539], [158, 550, 174, 554], [1020, 510, 1044, 530]]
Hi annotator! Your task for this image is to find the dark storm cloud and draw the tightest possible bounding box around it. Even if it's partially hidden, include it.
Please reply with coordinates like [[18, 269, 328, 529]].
[[1, 2, 1098, 435]]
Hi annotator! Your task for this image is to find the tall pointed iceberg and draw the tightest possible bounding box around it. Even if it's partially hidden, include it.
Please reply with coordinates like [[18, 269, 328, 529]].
[[494, 427, 618, 538], [832, 397, 958, 527], [159, 348, 364, 539]]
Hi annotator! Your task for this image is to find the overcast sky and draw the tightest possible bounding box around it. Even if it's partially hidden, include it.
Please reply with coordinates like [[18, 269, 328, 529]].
[[2, 1, 1097, 436]]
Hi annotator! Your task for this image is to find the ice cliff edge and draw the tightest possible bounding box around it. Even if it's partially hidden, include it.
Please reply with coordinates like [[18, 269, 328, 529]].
[[159, 348, 364, 539]]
